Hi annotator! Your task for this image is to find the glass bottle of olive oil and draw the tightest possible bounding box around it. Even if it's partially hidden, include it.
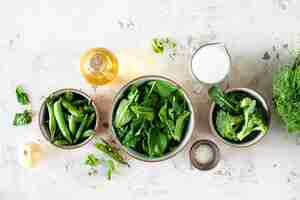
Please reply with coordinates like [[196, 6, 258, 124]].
[[80, 48, 118, 86]]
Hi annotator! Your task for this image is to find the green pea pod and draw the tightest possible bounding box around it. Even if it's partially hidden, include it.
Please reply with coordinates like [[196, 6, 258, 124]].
[[46, 101, 56, 140], [79, 106, 84, 113], [64, 92, 74, 101], [95, 140, 129, 167], [86, 112, 96, 129], [54, 139, 69, 145], [83, 103, 94, 113], [74, 114, 89, 144], [61, 98, 84, 119], [53, 99, 72, 143], [68, 115, 77, 136], [72, 99, 87, 106], [81, 129, 95, 139]]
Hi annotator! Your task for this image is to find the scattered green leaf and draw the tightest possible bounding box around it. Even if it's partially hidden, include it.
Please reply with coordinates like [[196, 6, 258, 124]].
[[16, 86, 29, 105], [85, 153, 101, 167], [13, 110, 32, 126], [151, 37, 176, 54]]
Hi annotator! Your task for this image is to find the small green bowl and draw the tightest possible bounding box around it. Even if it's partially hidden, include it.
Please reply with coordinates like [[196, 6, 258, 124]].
[[209, 88, 271, 147], [39, 88, 99, 150]]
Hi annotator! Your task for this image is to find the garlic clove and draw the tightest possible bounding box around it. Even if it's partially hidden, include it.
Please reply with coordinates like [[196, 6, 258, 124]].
[[19, 143, 42, 168]]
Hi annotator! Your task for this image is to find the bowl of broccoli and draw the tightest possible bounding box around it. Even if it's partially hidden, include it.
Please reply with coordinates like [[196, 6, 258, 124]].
[[208, 86, 271, 147]]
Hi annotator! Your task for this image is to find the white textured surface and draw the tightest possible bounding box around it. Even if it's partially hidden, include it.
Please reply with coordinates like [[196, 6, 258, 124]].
[[1, 0, 300, 199]]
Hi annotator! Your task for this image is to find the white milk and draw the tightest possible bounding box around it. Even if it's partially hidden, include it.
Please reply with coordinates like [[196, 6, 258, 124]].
[[191, 44, 230, 84]]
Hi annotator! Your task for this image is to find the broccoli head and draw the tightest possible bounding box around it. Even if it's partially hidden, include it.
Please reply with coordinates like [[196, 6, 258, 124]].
[[215, 110, 243, 141], [237, 112, 268, 141], [236, 98, 268, 141]]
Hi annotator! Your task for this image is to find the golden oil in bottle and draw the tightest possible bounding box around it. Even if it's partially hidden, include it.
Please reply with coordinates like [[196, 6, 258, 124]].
[[80, 48, 118, 86]]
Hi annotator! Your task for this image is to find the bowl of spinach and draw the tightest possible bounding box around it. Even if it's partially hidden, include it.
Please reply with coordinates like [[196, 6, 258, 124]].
[[112, 75, 194, 162], [209, 86, 270, 147]]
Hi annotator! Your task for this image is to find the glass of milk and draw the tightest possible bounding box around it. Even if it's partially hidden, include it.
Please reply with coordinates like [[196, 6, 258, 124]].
[[190, 42, 231, 96]]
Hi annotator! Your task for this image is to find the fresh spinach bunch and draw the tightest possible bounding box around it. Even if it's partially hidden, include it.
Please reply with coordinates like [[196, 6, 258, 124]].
[[273, 52, 300, 133], [209, 85, 268, 142], [113, 80, 191, 157]]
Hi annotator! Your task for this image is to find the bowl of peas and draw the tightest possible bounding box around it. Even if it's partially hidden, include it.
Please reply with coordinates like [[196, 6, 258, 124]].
[[39, 89, 99, 149]]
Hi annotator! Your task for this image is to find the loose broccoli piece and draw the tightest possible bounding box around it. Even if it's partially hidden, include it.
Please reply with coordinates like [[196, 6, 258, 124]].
[[216, 110, 243, 141]]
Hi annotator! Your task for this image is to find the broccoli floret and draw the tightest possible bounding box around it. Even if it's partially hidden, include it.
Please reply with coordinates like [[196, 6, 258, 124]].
[[237, 113, 268, 141], [216, 110, 243, 141], [236, 98, 268, 141]]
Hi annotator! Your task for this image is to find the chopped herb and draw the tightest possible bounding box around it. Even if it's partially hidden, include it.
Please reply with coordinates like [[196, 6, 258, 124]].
[[88, 168, 98, 176], [85, 154, 101, 167], [151, 37, 176, 54], [106, 160, 115, 180], [84, 153, 118, 180], [16, 86, 30, 105], [95, 139, 129, 166], [13, 110, 32, 126]]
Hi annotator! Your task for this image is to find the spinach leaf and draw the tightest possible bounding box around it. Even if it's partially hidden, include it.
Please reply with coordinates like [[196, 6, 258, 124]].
[[131, 105, 155, 121], [122, 129, 140, 148], [127, 85, 139, 102], [116, 125, 129, 139], [13, 110, 32, 126], [142, 137, 149, 155], [168, 95, 185, 120], [149, 80, 177, 98], [16, 86, 29, 105], [158, 103, 168, 122], [158, 103, 175, 133], [146, 127, 169, 157], [151, 132, 169, 156], [114, 99, 134, 128], [173, 111, 190, 141]]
